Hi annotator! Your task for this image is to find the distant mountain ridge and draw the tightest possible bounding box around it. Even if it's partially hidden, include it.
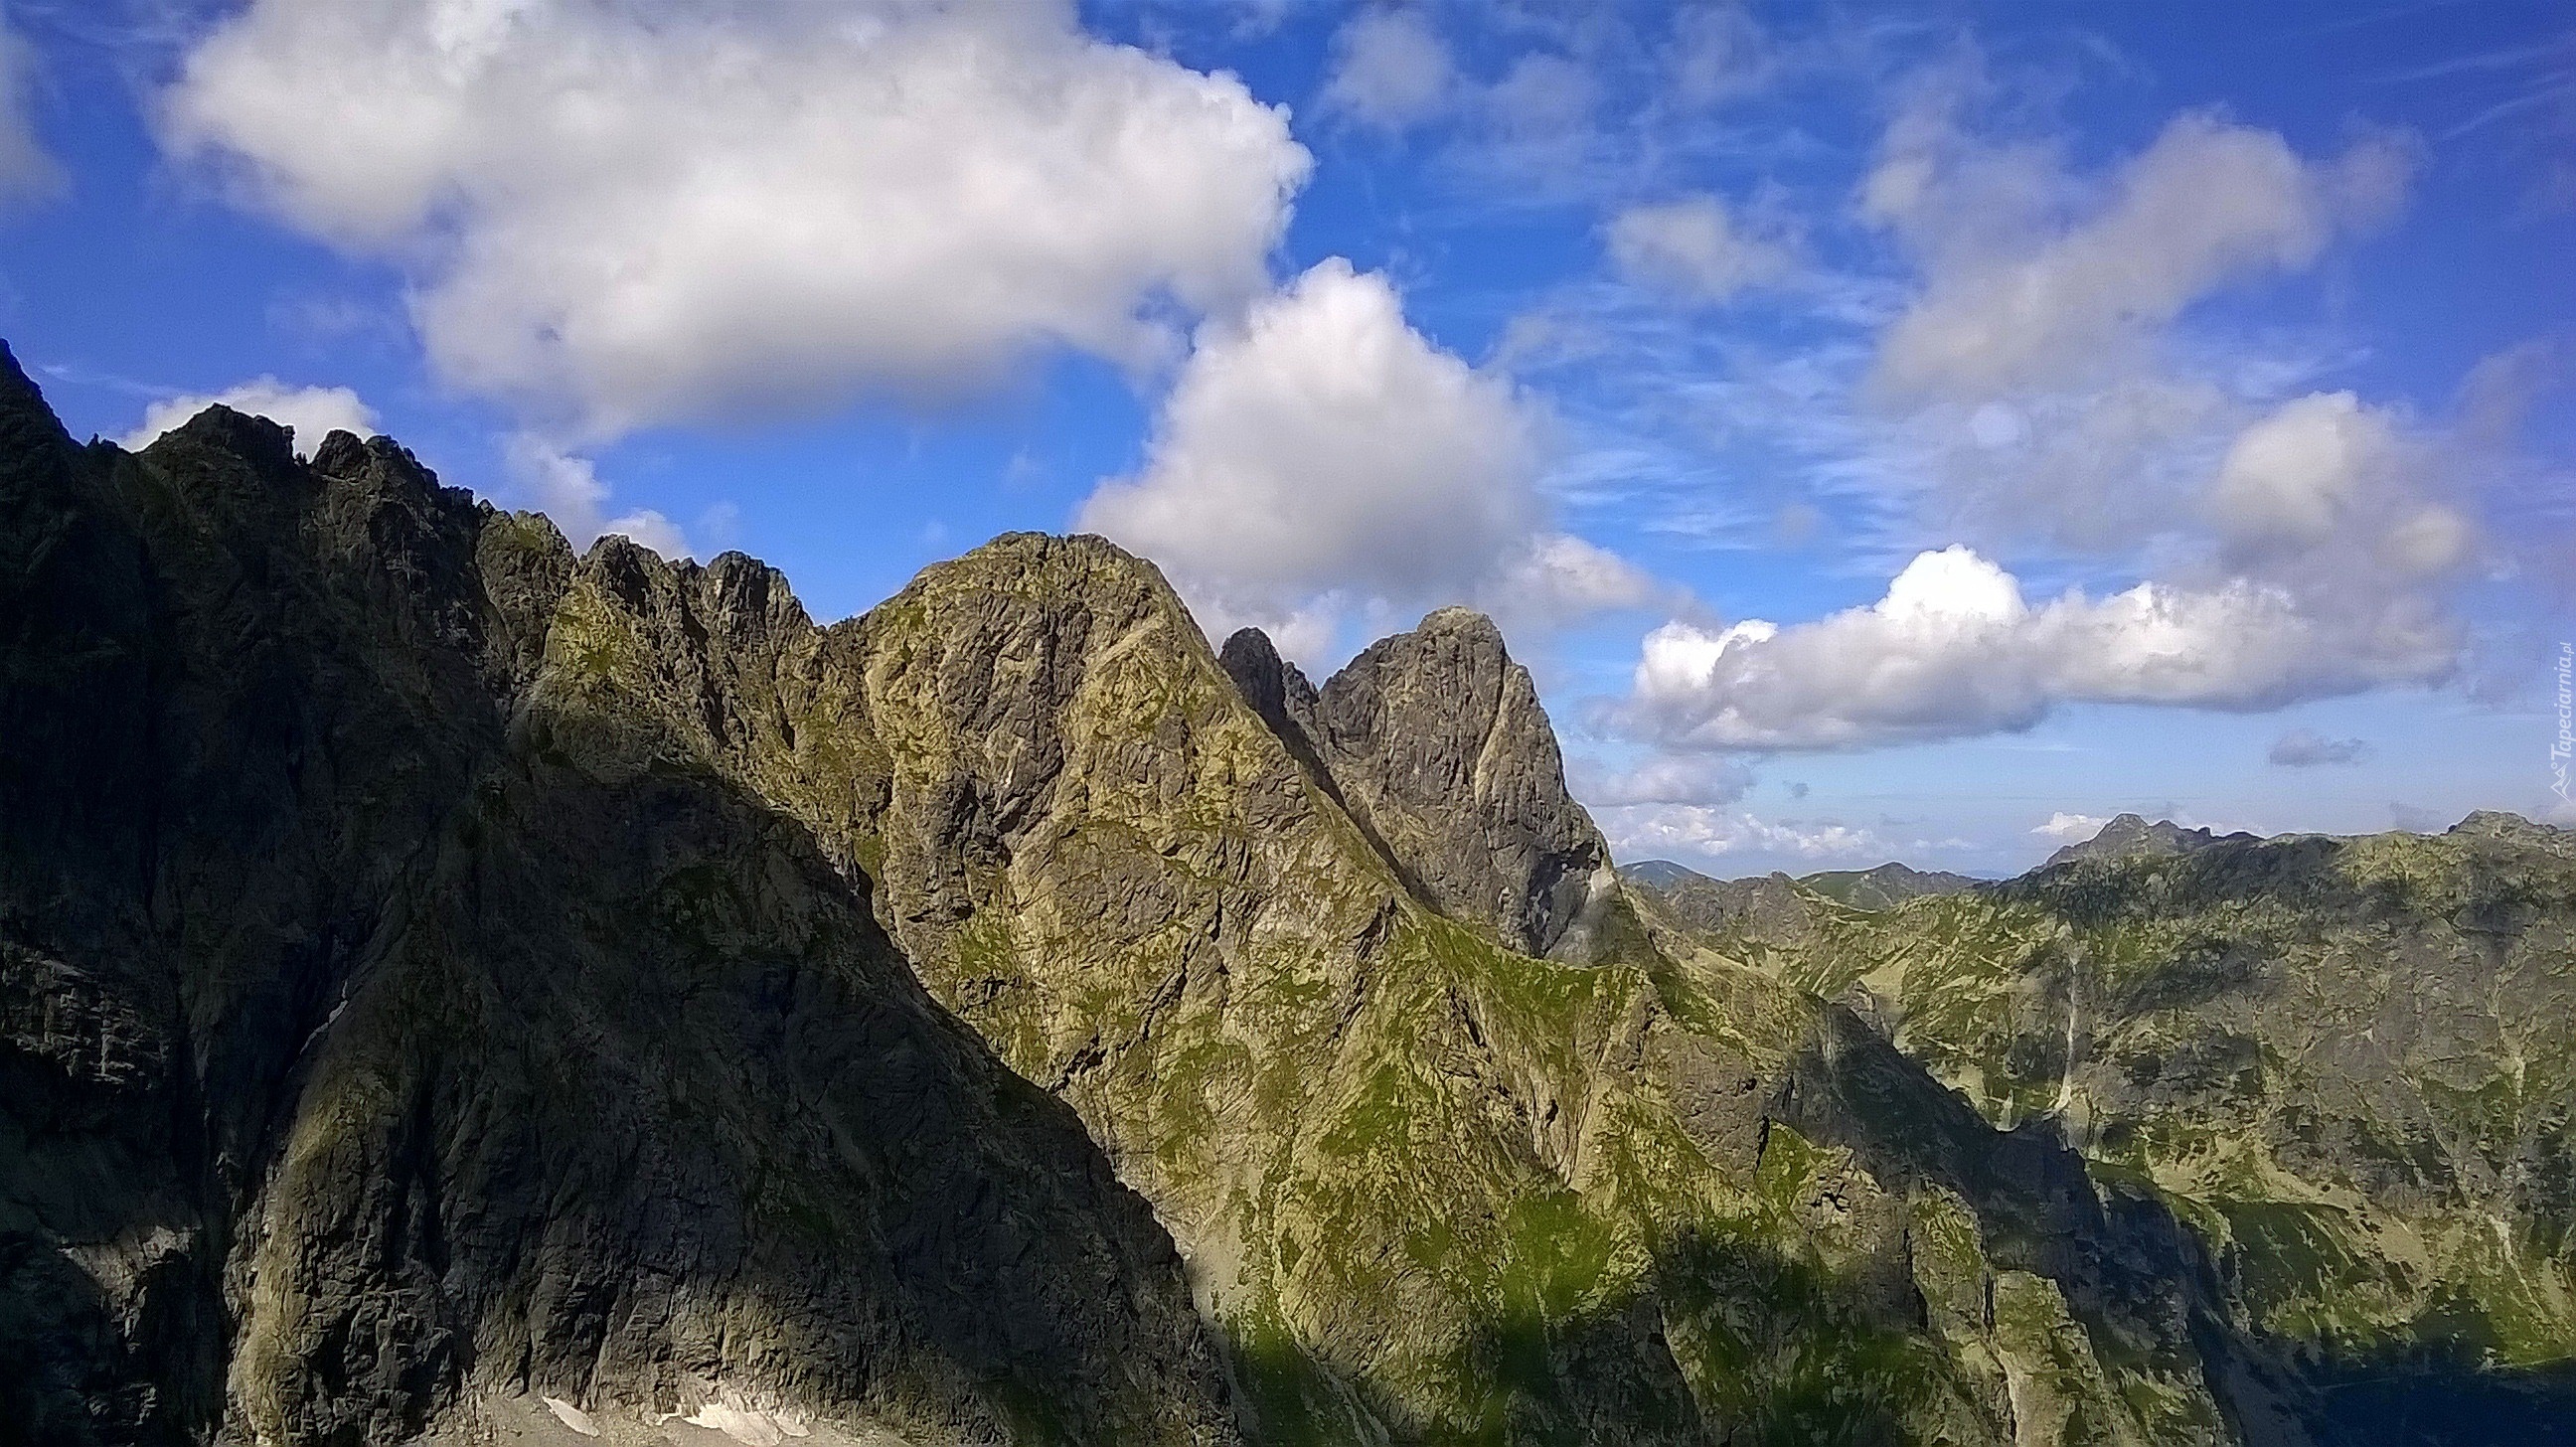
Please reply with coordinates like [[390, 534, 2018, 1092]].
[[2042, 812, 2260, 868], [1626, 808, 2576, 1441]]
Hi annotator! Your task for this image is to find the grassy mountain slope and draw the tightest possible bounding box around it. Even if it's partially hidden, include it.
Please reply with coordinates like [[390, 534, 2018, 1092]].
[[1628, 825, 2576, 1437]]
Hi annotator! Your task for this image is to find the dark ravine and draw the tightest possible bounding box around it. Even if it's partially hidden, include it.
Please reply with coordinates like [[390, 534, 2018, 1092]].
[[4, 346, 2569, 1445]]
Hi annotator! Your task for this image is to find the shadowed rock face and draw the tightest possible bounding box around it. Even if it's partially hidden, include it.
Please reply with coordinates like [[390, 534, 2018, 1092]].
[[1219, 610, 1613, 959], [0, 350, 1237, 1447]]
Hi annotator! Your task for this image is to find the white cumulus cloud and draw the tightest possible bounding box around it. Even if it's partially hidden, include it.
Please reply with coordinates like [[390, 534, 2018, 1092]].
[[123, 378, 378, 457], [1596, 804, 1884, 866], [1078, 257, 1654, 654], [1621, 544, 2457, 750], [505, 436, 694, 559], [2031, 812, 2107, 842], [1569, 753, 1755, 809], [161, 0, 1311, 436]]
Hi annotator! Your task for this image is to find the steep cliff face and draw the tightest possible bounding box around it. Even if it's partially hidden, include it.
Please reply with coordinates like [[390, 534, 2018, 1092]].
[[1220, 610, 1614, 960], [0, 353, 1237, 1447], [1630, 820, 2576, 1437]]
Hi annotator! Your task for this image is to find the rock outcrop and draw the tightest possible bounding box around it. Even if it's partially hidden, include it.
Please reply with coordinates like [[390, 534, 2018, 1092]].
[[2043, 813, 2256, 868], [1220, 609, 1614, 959]]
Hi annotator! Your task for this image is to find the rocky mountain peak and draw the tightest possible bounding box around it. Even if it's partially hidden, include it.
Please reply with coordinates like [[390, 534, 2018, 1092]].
[[1216, 625, 1320, 743], [0, 367, 1243, 1446], [2451, 808, 2571, 848], [147, 401, 305, 482], [2043, 811, 2255, 868], [1274, 604, 1611, 958]]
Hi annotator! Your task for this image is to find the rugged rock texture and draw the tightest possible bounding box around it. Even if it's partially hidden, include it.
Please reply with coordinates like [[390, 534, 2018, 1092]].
[[1219, 611, 1614, 960], [0, 352, 1236, 1447], [221, 505, 2262, 1444], [718, 540, 2253, 1446]]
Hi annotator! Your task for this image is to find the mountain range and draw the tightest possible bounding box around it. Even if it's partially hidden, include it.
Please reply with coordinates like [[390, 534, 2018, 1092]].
[[3, 343, 2568, 1445]]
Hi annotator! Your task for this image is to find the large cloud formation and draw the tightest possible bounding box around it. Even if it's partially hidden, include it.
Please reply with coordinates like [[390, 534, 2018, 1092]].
[[1625, 530, 2456, 750], [162, 0, 1311, 436], [1605, 67, 2469, 755], [1079, 258, 1653, 655]]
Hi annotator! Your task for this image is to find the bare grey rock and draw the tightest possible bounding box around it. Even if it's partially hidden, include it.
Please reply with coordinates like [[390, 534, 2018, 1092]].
[[1223, 608, 1612, 958]]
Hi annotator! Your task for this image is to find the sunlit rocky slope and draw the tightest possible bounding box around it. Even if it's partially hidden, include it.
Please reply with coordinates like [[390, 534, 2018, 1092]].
[[3, 344, 2566, 1445]]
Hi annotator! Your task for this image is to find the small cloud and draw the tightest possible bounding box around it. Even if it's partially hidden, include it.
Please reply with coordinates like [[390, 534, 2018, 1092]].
[[2267, 727, 2373, 767], [1570, 753, 1754, 808], [1668, 4, 1773, 107], [2390, 802, 2448, 833], [1595, 802, 1884, 865], [1002, 448, 1047, 492], [1603, 193, 1795, 305], [2031, 811, 2107, 842], [0, 17, 63, 208], [506, 434, 697, 558], [1320, 8, 1454, 132]]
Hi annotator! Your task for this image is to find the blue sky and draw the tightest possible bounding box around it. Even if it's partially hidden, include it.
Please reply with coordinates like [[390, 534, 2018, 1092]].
[[1, 0, 2568, 877]]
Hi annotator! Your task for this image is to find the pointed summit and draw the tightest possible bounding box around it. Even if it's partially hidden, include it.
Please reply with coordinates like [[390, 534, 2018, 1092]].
[[1216, 626, 1320, 745], [2043, 812, 2255, 868], [1300, 605, 1612, 957]]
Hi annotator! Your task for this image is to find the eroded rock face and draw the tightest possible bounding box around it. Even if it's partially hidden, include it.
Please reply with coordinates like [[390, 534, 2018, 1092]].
[[1220, 609, 1613, 959], [0, 352, 1237, 1447]]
